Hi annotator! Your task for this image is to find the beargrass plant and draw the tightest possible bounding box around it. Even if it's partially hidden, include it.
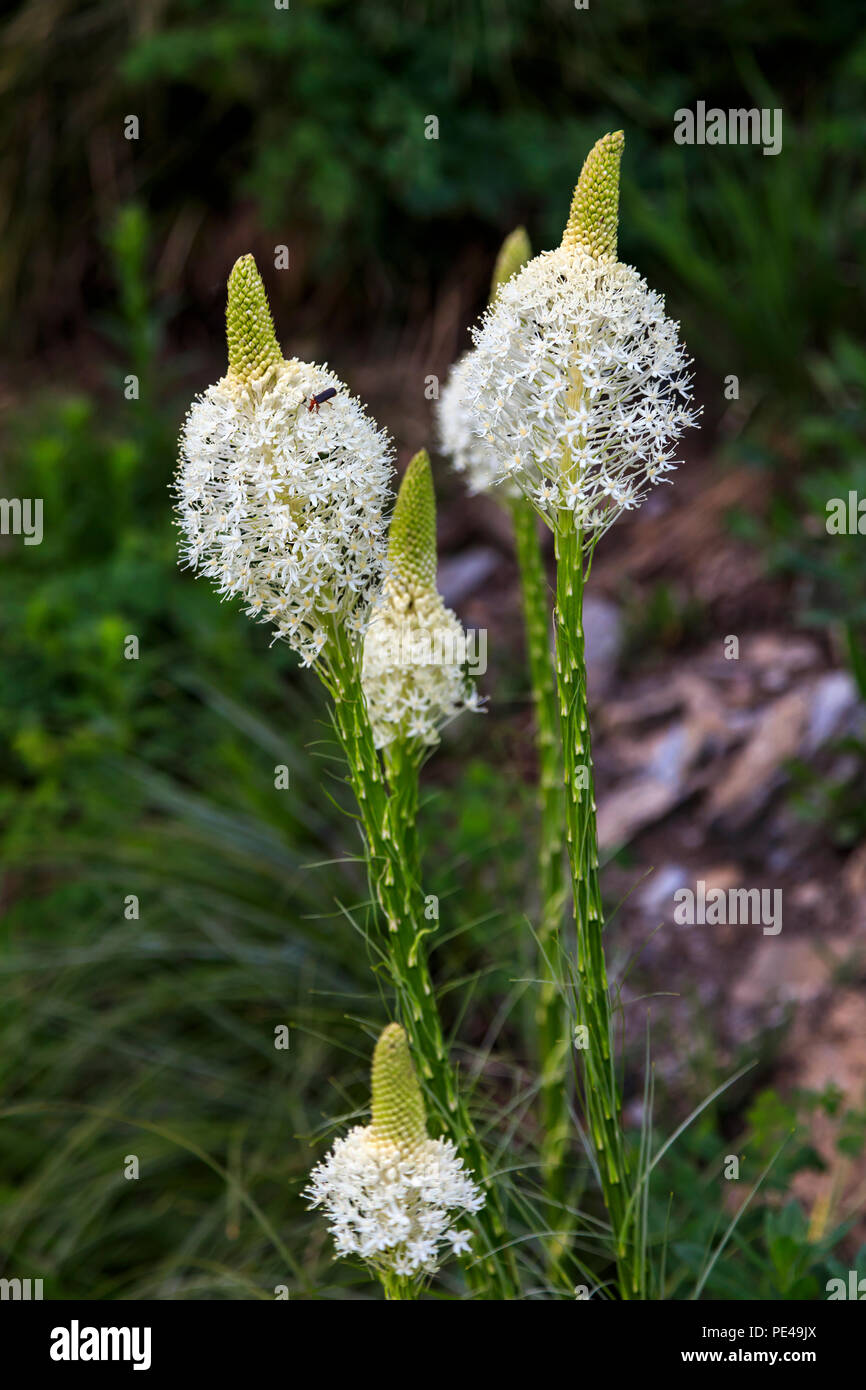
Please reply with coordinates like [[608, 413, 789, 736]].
[[165, 140, 773, 1308], [305, 1022, 484, 1299], [6, 133, 853, 1301], [458, 131, 698, 1297], [438, 228, 571, 1246], [172, 141, 700, 1298], [173, 258, 516, 1296]]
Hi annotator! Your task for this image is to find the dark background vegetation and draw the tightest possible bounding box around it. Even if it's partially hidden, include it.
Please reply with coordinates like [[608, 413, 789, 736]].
[[1, 0, 865, 1298]]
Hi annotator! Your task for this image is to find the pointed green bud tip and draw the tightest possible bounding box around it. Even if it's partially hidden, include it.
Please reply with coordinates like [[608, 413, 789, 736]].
[[369, 1023, 427, 1150], [226, 254, 283, 383], [562, 130, 625, 262], [387, 449, 437, 593], [490, 225, 532, 303]]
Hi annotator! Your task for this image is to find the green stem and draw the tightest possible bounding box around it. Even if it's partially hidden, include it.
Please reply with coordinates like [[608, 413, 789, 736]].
[[552, 513, 634, 1298], [381, 1272, 414, 1300], [509, 499, 571, 1244], [320, 622, 519, 1298]]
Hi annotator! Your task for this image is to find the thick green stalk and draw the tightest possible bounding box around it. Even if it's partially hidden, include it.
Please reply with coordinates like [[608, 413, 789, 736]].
[[321, 623, 518, 1298], [508, 499, 570, 1220], [381, 1273, 412, 1300], [552, 514, 634, 1297]]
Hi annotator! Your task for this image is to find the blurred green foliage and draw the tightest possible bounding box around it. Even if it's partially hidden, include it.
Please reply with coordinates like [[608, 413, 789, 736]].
[[621, 580, 709, 667], [654, 1085, 864, 1300], [728, 333, 866, 841], [5, 0, 865, 417], [743, 336, 866, 671]]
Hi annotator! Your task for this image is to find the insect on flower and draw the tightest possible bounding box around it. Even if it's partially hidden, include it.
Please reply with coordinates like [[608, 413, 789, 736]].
[[307, 387, 338, 412], [174, 255, 393, 667]]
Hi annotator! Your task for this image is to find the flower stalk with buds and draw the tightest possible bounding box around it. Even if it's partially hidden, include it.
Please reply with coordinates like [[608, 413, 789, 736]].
[[439, 227, 570, 1247], [362, 448, 480, 753], [305, 1023, 485, 1299], [354, 449, 520, 1293], [174, 263, 516, 1296], [177, 255, 393, 668], [319, 612, 515, 1297], [460, 131, 698, 1297]]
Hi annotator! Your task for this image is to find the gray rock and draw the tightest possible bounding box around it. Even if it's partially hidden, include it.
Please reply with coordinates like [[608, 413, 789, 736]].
[[437, 547, 501, 607], [584, 595, 621, 694]]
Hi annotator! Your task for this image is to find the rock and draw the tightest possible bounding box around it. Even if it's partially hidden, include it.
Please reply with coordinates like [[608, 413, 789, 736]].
[[597, 777, 682, 852], [584, 596, 621, 694], [639, 863, 690, 917], [843, 841, 866, 902], [437, 547, 500, 606], [644, 722, 697, 786], [733, 938, 838, 1010], [747, 633, 821, 693], [787, 989, 866, 1246], [795, 988, 866, 1094], [706, 689, 811, 830], [804, 671, 860, 751]]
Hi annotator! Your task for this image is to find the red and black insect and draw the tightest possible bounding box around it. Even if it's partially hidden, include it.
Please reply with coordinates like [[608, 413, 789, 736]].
[[307, 387, 338, 412]]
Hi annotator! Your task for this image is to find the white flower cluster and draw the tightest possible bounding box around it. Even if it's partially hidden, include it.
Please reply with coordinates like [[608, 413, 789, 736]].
[[461, 246, 697, 536], [305, 1125, 484, 1279], [362, 586, 479, 749], [437, 353, 518, 499], [175, 360, 393, 666]]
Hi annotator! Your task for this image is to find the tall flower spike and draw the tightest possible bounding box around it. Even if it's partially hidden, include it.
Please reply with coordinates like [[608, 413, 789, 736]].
[[175, 255, 393, 665], [460, 131, 698, 536], [385, 448, 437, 597], [562, 129, 624, 262], [369, 1022, 427, 1150], [225, 254, 283, 383], [362, 451, 480, 748], [305, 1023, 485, 1284]]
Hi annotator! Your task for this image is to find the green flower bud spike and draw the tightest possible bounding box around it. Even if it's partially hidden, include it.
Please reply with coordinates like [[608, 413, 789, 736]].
[[369, 1022, 427, 1150], [386, 449, 437, 598], [226, 253, 284, 384], [490, 225, 532, 302], [561, 129, 625, 262]]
